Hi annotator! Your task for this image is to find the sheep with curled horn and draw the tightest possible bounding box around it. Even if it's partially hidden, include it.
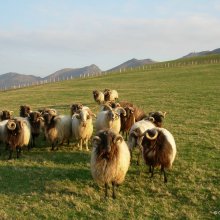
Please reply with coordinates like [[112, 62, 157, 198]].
[[72, 107, 96, 151], [5, 118, 31, 159], [141, 127, 176, 183], [128, 118, 156, 165], [147, 111, 167, 127], [91, 129, 130, 199], [95, 104, 126, 134]]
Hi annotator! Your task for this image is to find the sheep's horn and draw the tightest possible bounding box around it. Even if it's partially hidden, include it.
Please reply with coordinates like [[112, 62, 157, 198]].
[[7, 120, 16, 130], [116, 107, 126, 116], [93, 136, 101, 144], [114, 134, 123, 144], [102, 104, 112, 111], [145, 129, 158, 140]]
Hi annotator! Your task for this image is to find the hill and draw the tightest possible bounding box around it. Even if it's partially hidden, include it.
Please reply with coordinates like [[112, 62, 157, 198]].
[[107, 58, 155, 71], [0, 72, 41, 89], [183, 48, 220, 58], [0, 56, 219, 219], [44, 64, 101, 81]]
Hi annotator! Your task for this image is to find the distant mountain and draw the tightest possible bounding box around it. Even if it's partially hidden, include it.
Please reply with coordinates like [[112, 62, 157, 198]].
[[107, 58, 156, 72], [0, 72, 41, 89], [0, 65, 102, 89], [182, 48, 220, 58], [45, 64, 101, 81]]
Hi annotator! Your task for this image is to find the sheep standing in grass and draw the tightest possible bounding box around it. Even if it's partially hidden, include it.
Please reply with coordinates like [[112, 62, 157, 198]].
[[95, 105, 126, 134], [93, 90, 105, 104], [43, 111, 72, 150], [128, 118, 156, 165], [5, 118, 31, 159], [28, 111, 44, 148], [91, 129, 130, 199], [72, 107, 95, 151], [141, 127, 176, 183]]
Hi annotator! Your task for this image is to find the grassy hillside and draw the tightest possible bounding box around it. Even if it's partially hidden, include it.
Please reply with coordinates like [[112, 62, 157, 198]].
[[0, 62, 219, 219]]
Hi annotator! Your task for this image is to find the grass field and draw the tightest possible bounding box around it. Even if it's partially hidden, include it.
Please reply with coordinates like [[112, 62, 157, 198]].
[[0, 60, 220, 219]]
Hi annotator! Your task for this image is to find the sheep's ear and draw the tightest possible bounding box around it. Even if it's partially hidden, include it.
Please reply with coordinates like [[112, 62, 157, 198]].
[[148, 116, 155, 123], [114, 135, 123, 144]]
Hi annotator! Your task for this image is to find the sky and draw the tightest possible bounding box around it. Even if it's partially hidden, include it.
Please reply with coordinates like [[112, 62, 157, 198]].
[[0, 0, 220, 77]]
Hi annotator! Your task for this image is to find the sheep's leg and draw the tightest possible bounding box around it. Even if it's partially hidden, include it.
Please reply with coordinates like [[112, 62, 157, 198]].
[[161, 166, 168, 183], [105, 183, 108, 198], [112, 182, 116, 199], [150, 166, 154, 178], [85, 140, 89, 151], [51, 143, 55, 151], [16, 146, 21, 158], [8, 148, 13, 160], [79, 139, 83, 151]]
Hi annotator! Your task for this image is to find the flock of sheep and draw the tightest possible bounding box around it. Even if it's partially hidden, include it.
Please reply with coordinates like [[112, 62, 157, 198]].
[[0, 88, 176, 199]]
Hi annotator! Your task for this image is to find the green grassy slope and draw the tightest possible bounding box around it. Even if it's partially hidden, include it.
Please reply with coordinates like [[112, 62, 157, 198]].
[[0, 61, 219, 219]]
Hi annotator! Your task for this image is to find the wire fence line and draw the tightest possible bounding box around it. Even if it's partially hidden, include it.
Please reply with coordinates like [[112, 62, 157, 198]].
[[1, 58, 220, 92]]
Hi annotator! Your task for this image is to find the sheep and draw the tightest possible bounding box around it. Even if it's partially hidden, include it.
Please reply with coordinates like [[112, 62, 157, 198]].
[[120, 105, 135, 140], [91, 129, 130, 199], [43, 111, 72, 150], [28, 111, 44, 148], [0, 110, 13, 121], [93, 90, 105, 104], [5, 118, 31, 159], [104, 89, 119, 102], [141, 127, 176, 183], [20, 105, 32, 117], [70, 103, 83, 116], [119, 101, 147, 122], [95, 105, 126, 134], [72, 107, 95, 151], [128, 118, 156, 165]]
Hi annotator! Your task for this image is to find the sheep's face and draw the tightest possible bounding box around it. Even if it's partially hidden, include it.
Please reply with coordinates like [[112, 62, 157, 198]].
[[43, 113, 54, 126], [71, 104, 83, 115], [20, 105, 31, 117], [149, 112, 166, 127], [1, 110, 13, 120]]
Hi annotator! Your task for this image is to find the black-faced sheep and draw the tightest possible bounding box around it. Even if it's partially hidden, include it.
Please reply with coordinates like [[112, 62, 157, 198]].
[[148, 111, 167, 127], [43, 111, 72, 150], [95, 105, 126, 134], [72, 107, 95, 151], [28, 111, 44, 148], [141, 127, 176, 183], [5, 118, 31, 159], [91, 129, 130, 199], [20, 105, 32, 117], [0, 110, 13, 121]]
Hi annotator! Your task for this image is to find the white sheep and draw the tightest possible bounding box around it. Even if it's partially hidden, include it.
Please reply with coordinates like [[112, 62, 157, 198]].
[[93, 90, 105, 104], [72, 107, 95, 151], [95, 105, 126, 134], [91, 129, 130, 199], [104, 89, 119, 102], [43, 112, 72, 150], [141, 127, 177, 183]]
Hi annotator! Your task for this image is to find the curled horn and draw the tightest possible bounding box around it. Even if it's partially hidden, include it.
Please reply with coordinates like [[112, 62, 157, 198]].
[[145, 129, 158, 140], [113, 134, 123, 144], [7, 120, 16, 130], [87, 109, 96, 118], [116, 107, 126, 116], [93, 136, 101, 145], [131, 127, 143, 137], [102, 104, 112, 111]]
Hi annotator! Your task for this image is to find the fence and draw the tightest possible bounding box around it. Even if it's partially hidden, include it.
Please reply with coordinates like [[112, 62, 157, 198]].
[[1, 58, 220, 92]]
